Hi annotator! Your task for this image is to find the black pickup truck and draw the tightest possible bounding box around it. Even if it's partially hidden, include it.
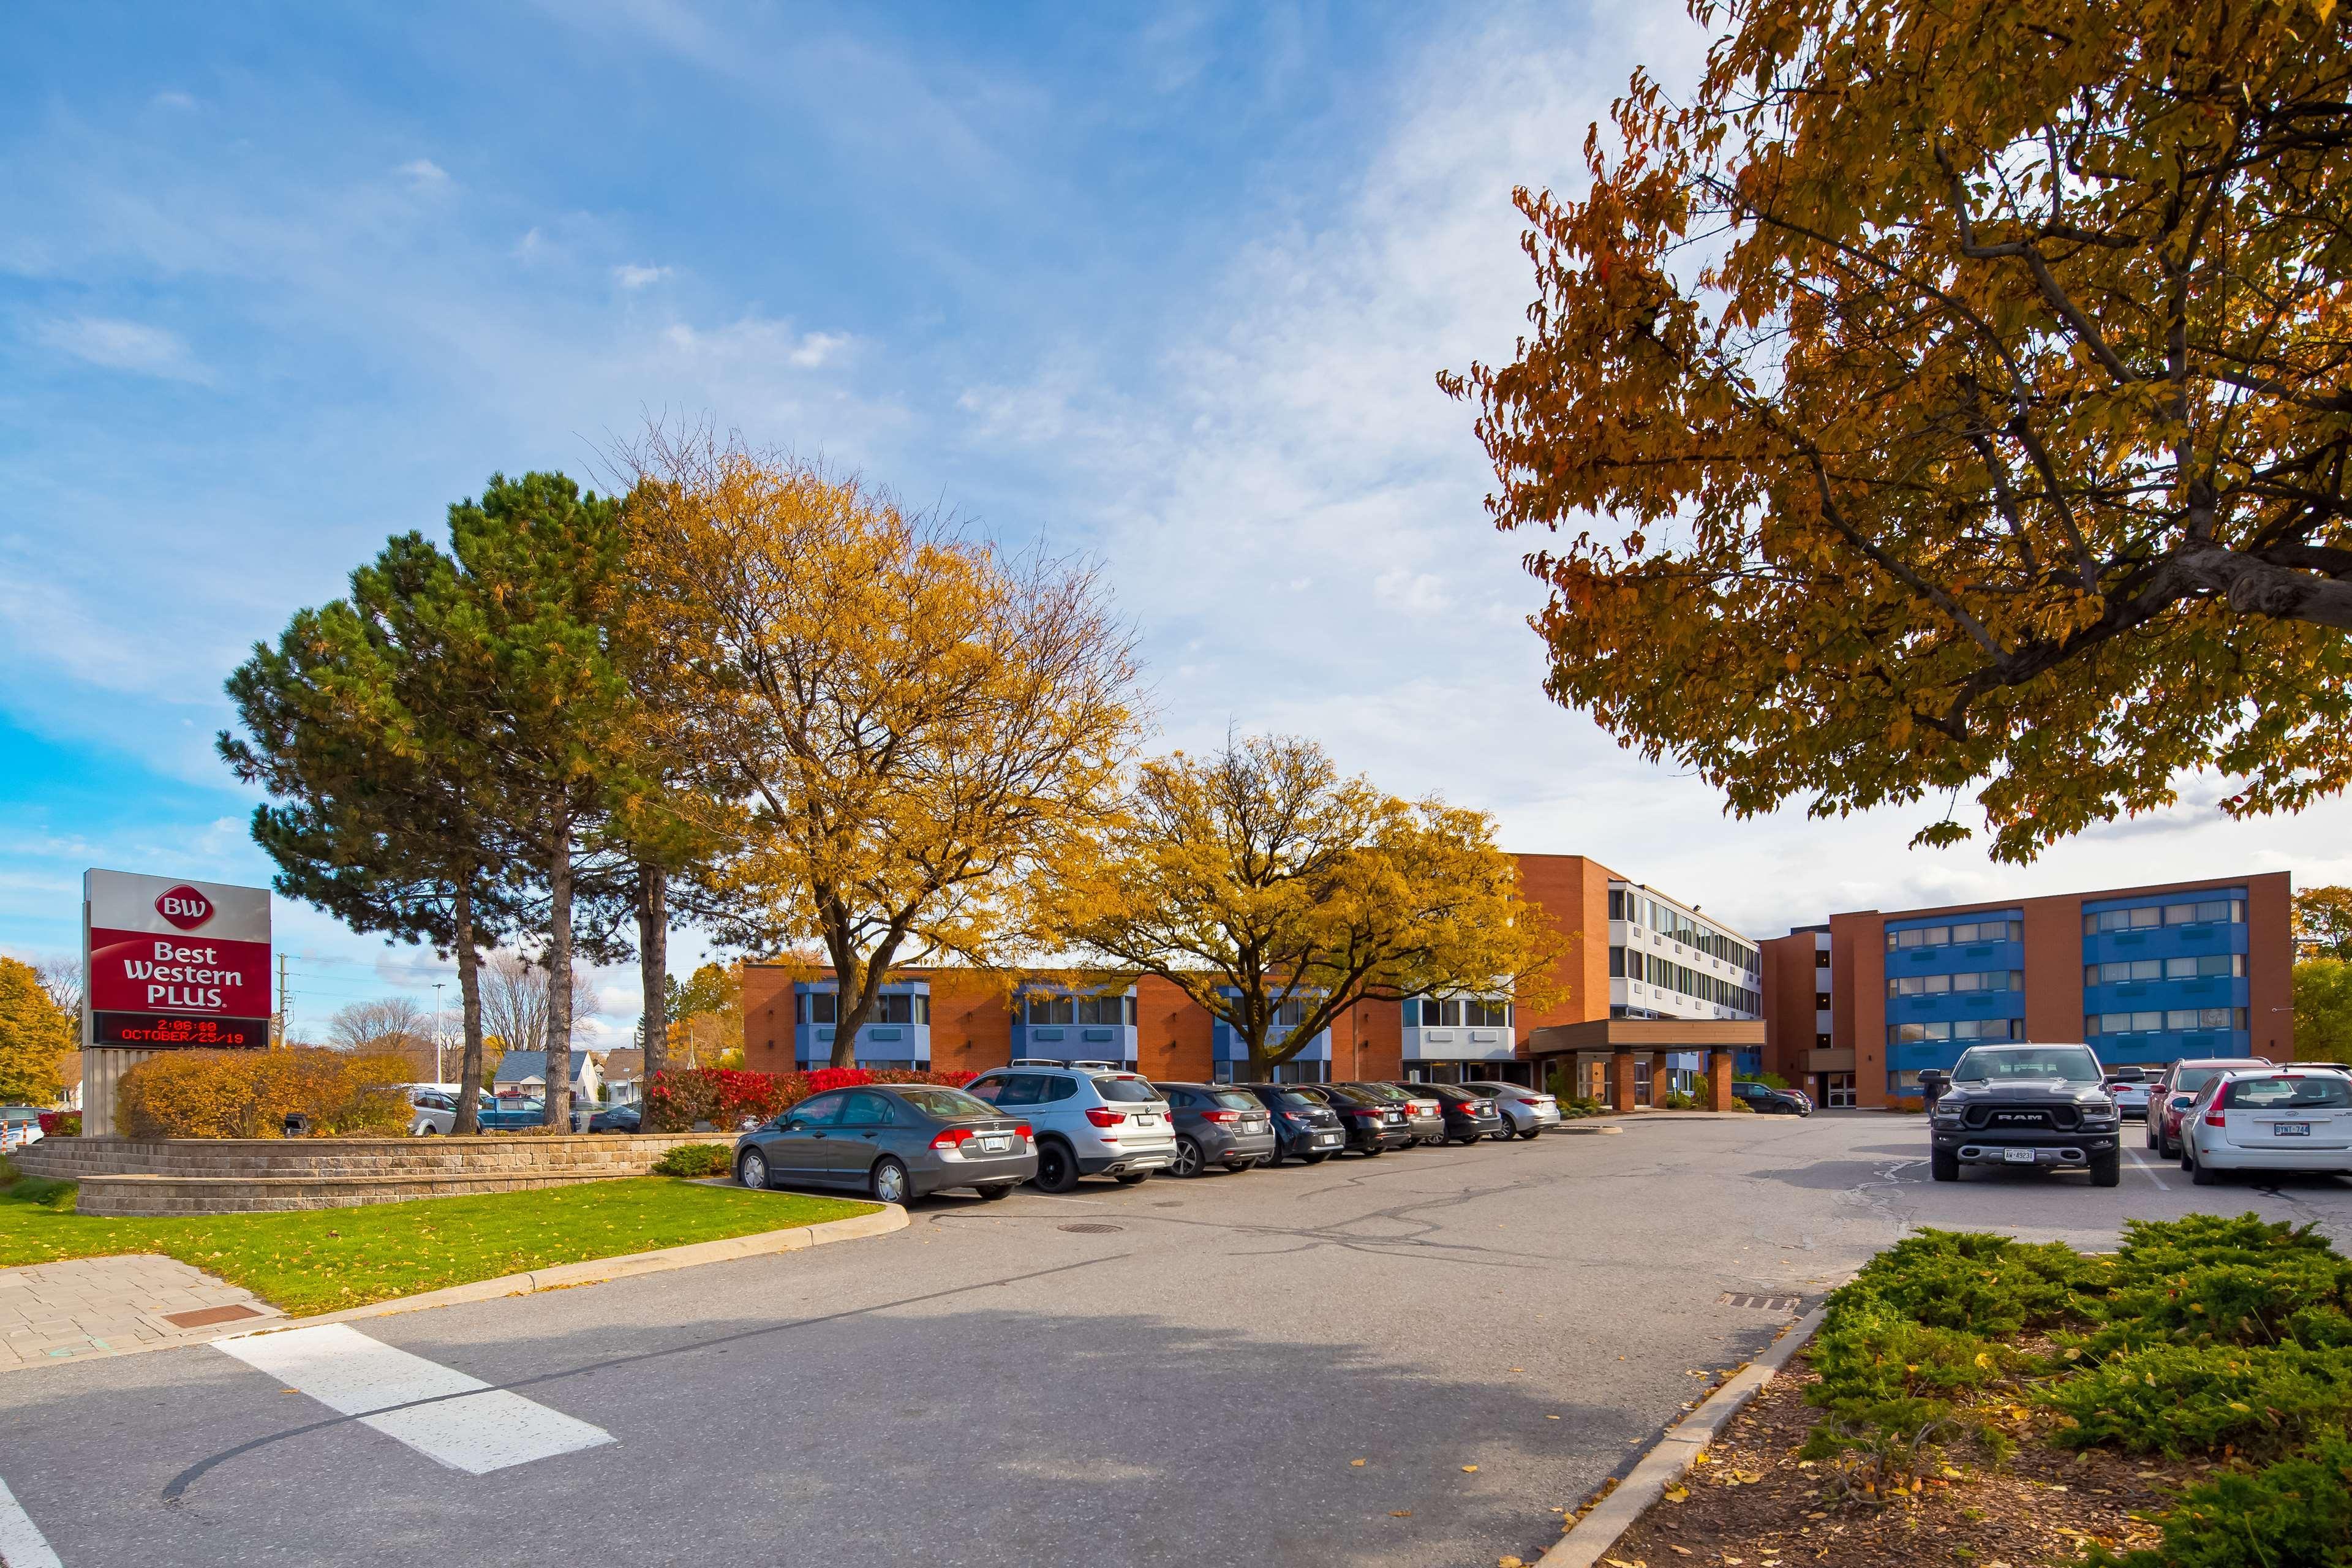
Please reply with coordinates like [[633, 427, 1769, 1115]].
[[1923, 1043, 2123, 1187]]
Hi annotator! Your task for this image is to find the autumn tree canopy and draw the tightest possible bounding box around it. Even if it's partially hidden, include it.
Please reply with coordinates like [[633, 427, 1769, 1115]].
[[625, 428, 1144, 1069], [1057, 734, 1562, 1079], [1445, 0, 2352, 862]]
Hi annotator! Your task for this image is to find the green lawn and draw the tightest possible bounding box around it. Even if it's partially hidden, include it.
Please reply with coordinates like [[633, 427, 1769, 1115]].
[[0, 1169, 876, 1316]]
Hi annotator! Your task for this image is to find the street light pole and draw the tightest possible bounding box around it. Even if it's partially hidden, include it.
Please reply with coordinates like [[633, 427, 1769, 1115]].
[[432, 982, 447, 1084]]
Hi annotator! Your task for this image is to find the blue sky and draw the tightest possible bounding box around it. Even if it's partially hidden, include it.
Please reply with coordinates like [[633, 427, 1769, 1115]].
[[6, 1, 2345, 1048]]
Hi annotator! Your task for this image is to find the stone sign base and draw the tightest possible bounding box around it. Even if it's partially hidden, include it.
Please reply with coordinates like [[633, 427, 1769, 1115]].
[[10, 1133, 730, 1218]]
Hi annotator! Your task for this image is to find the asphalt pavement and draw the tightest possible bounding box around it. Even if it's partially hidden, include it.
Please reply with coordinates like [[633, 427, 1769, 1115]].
[[5, 1112, 2348, 1567]]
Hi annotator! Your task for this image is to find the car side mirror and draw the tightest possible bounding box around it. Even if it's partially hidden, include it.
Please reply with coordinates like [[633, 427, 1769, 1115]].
[[2171, 1095, 2193, 1109]]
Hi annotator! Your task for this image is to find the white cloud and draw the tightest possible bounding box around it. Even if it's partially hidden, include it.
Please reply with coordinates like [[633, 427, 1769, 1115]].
[[612, 262, 670, 288], [398, 158, 448, 186], [34, 315, 211, 383]]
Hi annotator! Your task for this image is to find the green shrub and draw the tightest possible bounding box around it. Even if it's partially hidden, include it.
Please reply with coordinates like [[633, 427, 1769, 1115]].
[[2090, 1253, 2352, 1354], [117, 1048, 411, 1138], [1659, 1089, 1700, 1109], [1833, 1228, 2100, 1336], [2109, 1214, 2337, 1286], [2096, 1434, 2352, 1568], [2043, 1343, 2352, 1460], [1806, 1297, 2021, 1438], [652, 1143, 734, 1178]]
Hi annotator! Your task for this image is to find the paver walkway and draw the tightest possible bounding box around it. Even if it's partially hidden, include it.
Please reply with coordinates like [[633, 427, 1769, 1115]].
[[0, 1254, 283, 1371]]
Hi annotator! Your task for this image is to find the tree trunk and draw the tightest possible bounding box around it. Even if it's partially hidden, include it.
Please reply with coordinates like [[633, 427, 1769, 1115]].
[[636, 862, 668, 1094], [451, 881, 486, 1136], [545, 814, 575, 1131], [830, 955, 870, 1070]]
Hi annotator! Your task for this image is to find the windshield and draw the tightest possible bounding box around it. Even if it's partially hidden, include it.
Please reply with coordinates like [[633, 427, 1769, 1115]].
[[1951, 1046, 2103, 1085], [2223, 1075, 2352, 1110], [1268, 1089, 1326, 1110], [1206, 1090, 1261, 1111], [896, 1087, 998, 1120], [1092, 1076, 1161, 1103]]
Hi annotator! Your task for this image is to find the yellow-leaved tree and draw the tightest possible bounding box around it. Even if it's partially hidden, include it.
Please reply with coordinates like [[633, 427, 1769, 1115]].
[[0, 956, 75, 1106], [1055, 734, 1564, 1080], [624, 427, 1144, 1069], [1445, 0, 2352, 862]]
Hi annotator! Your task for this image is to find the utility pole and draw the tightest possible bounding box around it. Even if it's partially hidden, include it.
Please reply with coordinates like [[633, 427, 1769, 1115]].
[[275, 953, 292, 1048]]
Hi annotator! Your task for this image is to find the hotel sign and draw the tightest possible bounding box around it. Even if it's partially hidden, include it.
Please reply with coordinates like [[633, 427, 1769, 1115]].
[[83, 869, 272, 1049]]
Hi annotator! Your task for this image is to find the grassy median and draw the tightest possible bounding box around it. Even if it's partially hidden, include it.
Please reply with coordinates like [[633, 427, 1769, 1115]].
[[0, 1164, 875, 1316]]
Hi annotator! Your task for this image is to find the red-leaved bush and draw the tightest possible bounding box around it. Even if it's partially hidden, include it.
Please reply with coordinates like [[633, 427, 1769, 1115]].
[[641, 1066, 976, 1132], [37, 1111, 81, 1137]]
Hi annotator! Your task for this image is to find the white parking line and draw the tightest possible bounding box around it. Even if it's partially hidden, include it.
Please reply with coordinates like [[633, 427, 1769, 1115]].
[[2127, 1147, 2172, 1191], [0, 1476, 63, 1568], [216, 1324, 614, 1476]]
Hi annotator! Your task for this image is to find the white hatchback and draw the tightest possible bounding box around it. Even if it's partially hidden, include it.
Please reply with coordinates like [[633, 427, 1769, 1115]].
[[963, 1066, 1177, 1193], [2181, 1070, 2352, 1185]]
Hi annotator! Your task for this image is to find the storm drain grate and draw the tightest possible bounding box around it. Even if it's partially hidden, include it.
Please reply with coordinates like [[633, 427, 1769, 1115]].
[[1719, 1292, 1801, 1313], [1058, 1223, 1125, 1234]]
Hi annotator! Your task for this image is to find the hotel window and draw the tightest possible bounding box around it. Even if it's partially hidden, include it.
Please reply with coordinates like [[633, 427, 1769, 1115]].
[[2165, 954, 2243, 979], [1608, 946, 1626, 978], [1462, 998, 1510, 1028], [1608, 889, 1626, 920], [2087, 899, 2243, 934], [1072, 994, 1133, 1027], [1420, 997, 1461, 1027], [1272, 997, 1311, 1028], [1026, 993, 1076, 1025], [873, 992, 929, 1025], [804, 990, 839, 1025]]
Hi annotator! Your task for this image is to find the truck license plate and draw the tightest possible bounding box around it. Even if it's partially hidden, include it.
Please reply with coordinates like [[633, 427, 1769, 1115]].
[[2002, 1148, 2035, 1164], [2275, 1123, 2312, 1137]]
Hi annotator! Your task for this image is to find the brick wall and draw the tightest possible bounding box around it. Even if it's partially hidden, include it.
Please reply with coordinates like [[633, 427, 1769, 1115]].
[[1511, 853, 1613, 1046]]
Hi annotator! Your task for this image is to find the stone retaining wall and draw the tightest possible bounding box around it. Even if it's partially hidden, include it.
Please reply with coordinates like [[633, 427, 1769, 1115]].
[[10, 1134, 732, 1217]]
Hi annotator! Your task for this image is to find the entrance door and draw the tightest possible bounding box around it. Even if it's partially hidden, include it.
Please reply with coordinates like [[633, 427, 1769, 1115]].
[[1820, 1072, 1856, 1109], [1634, 1058, 1653, 1107]]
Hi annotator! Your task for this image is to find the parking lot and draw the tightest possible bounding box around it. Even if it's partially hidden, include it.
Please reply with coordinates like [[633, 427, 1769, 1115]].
[[5, 1112, 2350, 1568]]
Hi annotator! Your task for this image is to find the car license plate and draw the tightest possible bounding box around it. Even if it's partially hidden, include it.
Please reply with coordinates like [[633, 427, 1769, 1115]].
[[1314, 1132, 1341, 1146], [979, 1136, 1009, 1152], [2002, 1148, 2035, 1164], [2275, 1123, 2312, 1137], [1243, 1118, 1267, 1131]]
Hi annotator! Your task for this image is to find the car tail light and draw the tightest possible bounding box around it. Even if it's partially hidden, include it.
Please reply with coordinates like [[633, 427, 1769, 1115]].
[[1200, 1109, 1239, 1123], [931, 1128, 975, 1149], [1013, 1122, 1031, 1139], [2204, 1107, 2227, 1128], [1085, 1107, 1124, 1128]]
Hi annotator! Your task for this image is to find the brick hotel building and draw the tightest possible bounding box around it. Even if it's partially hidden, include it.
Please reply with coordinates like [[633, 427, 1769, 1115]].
[[1759, 872, 2295, 1110], [738, 854, 1765, 1098]]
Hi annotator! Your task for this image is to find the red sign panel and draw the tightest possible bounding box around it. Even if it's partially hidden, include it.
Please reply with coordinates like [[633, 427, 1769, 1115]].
[[87, 927, 272, 1018]]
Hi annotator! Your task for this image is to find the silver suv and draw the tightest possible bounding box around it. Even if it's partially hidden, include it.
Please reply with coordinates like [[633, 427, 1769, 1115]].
[[963, 1065, 1177, 1193]]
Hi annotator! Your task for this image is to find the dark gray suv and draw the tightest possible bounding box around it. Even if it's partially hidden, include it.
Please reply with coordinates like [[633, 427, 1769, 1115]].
[[1155, 1082, 1279, 1176]]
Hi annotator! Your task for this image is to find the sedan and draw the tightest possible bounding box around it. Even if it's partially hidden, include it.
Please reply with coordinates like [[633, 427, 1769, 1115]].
[[735, 1084, 1036, 1204], [2101, 1076, 2153, 1118], [1728, 1080, 1811, 1116], [1306, 1084, 1415, 1155], [1232, 1082, 1348, 1164], [1460, 1081, 1563, 1139], [1343, 1082, 1446, 1147], [1156, 1082, 1280, 1176], [1414, 1083, 1509, 1144], [2181, 1069, 2352, 1185], [2143, 1057, 2271, 1158]]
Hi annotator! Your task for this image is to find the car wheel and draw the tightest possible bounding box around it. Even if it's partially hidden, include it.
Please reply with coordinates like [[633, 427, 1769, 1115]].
[[1031, 1140, 1080, 1194], [1518, 1123, 1542, 1141], [738, 1149, 770, 1190], [2089, 1150, 2120, 1188], [2189, 1146, 2220, 1186], [1115, 1171, 1151, 1185], [1930, 1147, 1959, 1182], [2144, 1123, 2157, 1150], [1457, 1133, 1480, 1145], [1170, 1137, 1204, 1178], [1262, 1146, 1284, 1168], [1360, 1142, 1384, 1157], [870, 1157, 910, 1205], [975, 1183, 1014, 1201], [1300, 1150, 1331, 1165]]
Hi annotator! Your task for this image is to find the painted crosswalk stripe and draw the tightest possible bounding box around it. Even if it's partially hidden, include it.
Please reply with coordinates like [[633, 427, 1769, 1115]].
[[0, 1475, 64, 1568], [215, 1324, 614, 1476]]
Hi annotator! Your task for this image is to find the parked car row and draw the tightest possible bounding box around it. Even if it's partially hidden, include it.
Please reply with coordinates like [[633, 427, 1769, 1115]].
[[728, 1063, 1578, 1203]]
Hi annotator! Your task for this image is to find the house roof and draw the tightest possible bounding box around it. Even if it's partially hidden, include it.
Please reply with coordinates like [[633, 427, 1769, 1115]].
[[491, 1051, 594, 1085]]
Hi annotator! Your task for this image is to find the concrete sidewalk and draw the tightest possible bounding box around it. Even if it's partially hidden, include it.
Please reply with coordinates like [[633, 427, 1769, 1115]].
[[0, 1254, 284, 1369]]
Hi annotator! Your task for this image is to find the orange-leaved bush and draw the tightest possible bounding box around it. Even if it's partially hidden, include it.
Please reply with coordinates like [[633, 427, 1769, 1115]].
[[116, 1048, 413, 1139]]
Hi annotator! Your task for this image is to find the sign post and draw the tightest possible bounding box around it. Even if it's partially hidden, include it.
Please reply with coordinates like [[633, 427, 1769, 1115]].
[[81, 869, 272, 1137]]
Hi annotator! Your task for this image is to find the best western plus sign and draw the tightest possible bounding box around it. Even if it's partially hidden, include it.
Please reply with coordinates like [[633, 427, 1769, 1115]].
[[83, 869, 273, 1049]]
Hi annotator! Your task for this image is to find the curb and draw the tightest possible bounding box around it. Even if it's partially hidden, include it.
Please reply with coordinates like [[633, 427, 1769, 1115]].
[[238, 1204, 908, 1335], [1539, 1305, 1827, 1568]]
